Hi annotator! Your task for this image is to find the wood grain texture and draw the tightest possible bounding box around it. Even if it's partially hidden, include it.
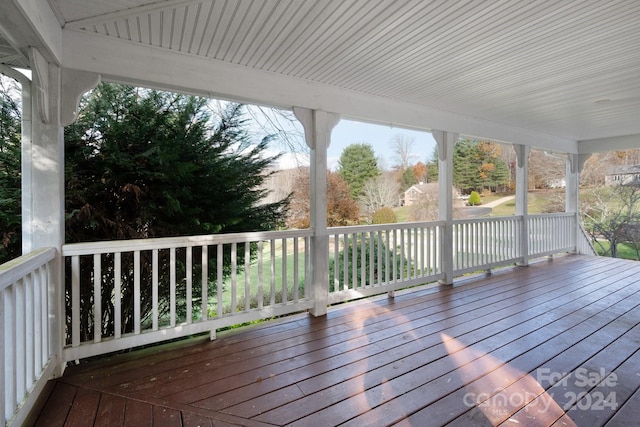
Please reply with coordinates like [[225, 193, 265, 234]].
[[33, 255, 640, 426]]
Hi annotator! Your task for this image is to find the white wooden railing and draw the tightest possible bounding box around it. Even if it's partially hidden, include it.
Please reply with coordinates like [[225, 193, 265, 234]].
[[62, 230, 313, 361], [577, 221, 598, 256], [0, 215, 602, 424], [452, 216, 523, 274], [1, 248, 57, 427], [327, 222, 445, 304], [528, 213, 576, 257], [56, 213, 590, 362]]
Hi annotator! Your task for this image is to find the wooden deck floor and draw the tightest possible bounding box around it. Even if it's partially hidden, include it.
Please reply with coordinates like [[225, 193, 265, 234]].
[[32, 255, 640, 426]]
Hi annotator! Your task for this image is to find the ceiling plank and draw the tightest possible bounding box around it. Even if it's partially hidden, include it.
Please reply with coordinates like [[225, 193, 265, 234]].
[[61, 28, 577, 153], [0, 0, 62, 64]]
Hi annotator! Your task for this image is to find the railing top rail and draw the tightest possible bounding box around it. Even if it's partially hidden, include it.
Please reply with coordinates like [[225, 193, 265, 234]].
[[528, 212, 575, 219], [453, 215, 524, 225], [329, 220, 446, 234], [0, 247, 56, 291], [62, 229, 314, 256]]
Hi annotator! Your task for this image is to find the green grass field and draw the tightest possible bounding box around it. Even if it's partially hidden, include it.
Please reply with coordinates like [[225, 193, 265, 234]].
[[489, 192, 556, 216], [591, 240, 640, 260], [218, 248, 307, 309]]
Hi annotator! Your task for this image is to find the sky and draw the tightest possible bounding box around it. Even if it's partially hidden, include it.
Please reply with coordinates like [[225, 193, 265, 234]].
[[329, 119, 437, 171], [269, 117, 437, 171]]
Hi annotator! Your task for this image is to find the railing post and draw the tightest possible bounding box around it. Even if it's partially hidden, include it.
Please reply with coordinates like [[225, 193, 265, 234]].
[[293, 108, 340, 316], [566, 153, 590, 253], [514, 144, 530, 266], [433, 130, 458, 285]]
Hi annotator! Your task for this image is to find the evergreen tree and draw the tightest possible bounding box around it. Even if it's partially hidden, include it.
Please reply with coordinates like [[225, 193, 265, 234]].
[[453, 139, 481, 192], [453, 139, 509, 193], [337, 143, 380, 199], [426, 145, 439, 183], [65, 84, 288, 241], [0, 77, 21, 264], [64, 83, 290, 339], [400, 167, 417, 191]]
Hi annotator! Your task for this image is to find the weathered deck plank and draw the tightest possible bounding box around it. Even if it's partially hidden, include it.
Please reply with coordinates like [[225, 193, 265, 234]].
[[32, 255, 640, 426]]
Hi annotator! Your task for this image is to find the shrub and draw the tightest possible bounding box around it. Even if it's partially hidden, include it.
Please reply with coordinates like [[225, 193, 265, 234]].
[[329, 236, 409, 293], [372, 207, 397, 224], [468, 191, 481, 206]]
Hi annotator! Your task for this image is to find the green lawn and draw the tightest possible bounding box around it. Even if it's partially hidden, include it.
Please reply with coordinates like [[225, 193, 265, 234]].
[[591, 240, 640, 261], [394, 205, 411, 222], [479, 192, 514, 205], [490, 192, 556, 216], [219, 248, 307, 310]]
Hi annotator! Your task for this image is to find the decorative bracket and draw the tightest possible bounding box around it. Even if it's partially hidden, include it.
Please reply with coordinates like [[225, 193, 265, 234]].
[[432, 130, 459, 162], [293, 107, 340, 150], [61, 69, 101, 126], [513, 144, 530, 168], [569, 153, 591, 174]]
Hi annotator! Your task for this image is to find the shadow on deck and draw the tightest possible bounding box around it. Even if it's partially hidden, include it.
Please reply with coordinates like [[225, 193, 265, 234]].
[[32, 255, 640, 426]]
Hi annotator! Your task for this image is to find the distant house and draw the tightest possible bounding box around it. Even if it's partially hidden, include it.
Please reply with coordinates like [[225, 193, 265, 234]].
[[403, 182, 439, 206], [605, 165, 640, 186]]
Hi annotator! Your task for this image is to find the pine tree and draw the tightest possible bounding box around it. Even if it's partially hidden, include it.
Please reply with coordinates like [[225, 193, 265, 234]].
[[65, 84, 288, 241], [0, 77, 21, 263], [337, 143, 380, 199], [453, 139, 509, 193], [64, 83, 290, 338]]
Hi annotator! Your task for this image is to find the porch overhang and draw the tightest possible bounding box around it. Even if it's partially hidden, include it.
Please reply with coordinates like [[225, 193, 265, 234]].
[[2, 0, 639, 154], [60, 29, 577, 153]]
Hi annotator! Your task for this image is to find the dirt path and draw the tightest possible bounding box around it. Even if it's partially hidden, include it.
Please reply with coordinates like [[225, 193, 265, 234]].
[[483, 195, 515, 208]]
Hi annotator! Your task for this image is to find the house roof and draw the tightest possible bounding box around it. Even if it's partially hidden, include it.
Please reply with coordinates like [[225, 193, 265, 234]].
[[1, 0, 639, 154], [606, 165, 640, 175]]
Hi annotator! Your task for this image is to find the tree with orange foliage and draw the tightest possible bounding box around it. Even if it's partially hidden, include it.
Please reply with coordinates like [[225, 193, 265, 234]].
[[413, 161, 428, 183], [453, 139, 509, 193], [287, 168, 360, 228]]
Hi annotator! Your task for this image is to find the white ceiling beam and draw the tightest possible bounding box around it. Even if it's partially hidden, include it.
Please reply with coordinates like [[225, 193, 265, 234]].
[[0, 0, 62, 65], [62, 29, 578, 153], [578, 134, 640, 154]]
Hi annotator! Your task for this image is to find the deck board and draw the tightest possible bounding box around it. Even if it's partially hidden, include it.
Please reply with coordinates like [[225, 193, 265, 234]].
[[94, 394, 126, 427], [31, 255, 640, 426]]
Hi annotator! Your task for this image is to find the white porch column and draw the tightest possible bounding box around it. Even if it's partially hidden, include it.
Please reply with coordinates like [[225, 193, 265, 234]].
[[26, 50, 100, 375], [293, 107, 340, 316], [25, 57, 100, 252], [433, 130, 458, 285], [514, 144, 530, 266], [27, 50, 66, 377]]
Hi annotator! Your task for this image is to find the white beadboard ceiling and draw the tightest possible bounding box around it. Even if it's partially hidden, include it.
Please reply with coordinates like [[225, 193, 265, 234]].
[[2, 0, 640, 151]]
